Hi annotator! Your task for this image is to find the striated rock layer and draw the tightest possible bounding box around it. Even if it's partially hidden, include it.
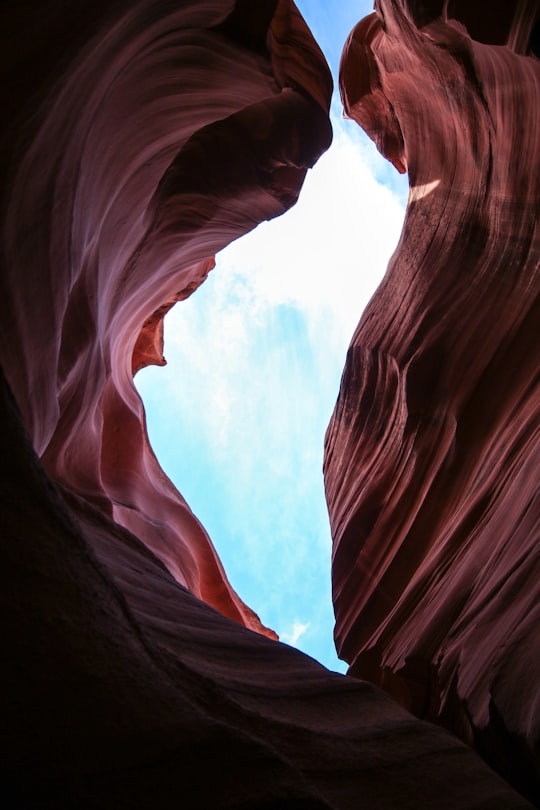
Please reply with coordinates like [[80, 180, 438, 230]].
[[325, 0, 540, 803], [1, 0, 336, 637], [0, 0, 534, 806]]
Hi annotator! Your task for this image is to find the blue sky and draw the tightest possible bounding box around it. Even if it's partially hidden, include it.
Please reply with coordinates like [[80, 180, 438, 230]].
[[136, 0, 408, 672]]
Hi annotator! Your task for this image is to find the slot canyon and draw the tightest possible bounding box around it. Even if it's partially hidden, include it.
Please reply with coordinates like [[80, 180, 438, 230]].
[[1, 0, 538, 807]]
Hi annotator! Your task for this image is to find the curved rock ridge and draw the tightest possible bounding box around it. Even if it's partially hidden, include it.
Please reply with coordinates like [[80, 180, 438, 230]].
[[326, 0, 540, 801], [1, 0, 332, 636], [2, 363, 533, 808]]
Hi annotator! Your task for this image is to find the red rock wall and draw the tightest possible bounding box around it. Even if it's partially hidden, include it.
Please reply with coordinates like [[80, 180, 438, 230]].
[[325, 0, 540, 801], [1, 0, 333, 637], [0, 0, 536, 806]]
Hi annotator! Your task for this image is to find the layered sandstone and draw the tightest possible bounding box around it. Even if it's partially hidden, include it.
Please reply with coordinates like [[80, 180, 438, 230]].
[[0, 0, 536, 806], [1, 0, 335, 636], [325, 0, 540, 802]]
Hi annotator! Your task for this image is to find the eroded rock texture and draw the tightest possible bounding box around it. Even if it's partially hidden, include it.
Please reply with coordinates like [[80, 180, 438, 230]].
[[2, 0, 337, 637], [325, 0, 540, 802], [0, 0, 535, 807]]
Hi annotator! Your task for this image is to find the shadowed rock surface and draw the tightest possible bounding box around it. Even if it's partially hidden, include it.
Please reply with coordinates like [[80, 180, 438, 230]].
[[325, 0, 539, 803], [0, 0, 536, 807]]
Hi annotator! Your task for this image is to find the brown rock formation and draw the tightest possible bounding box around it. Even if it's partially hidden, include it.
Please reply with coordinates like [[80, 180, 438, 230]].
[[326, 0, 540, 802], [0, 0, 535, 806]]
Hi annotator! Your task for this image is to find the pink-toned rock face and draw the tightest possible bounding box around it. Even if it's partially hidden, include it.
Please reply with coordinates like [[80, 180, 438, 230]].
[[326, 0, 540, 800], [0, 0, 537, 806], [1, 0, 333, 637]]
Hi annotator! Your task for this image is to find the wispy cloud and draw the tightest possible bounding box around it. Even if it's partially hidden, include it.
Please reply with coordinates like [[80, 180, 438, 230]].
[[215, 121, 406, 340]]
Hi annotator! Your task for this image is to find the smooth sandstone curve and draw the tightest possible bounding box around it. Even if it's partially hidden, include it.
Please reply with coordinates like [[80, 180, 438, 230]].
[[1, 0, 332, 636]]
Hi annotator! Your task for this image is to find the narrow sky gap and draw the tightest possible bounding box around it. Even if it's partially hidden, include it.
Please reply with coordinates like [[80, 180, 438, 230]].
[[136, 0, 408, 672]]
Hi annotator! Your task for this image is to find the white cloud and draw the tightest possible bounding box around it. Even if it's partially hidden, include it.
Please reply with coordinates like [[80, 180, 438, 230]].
[[216, 118, 406, 348], [280, 621, 310, 646]]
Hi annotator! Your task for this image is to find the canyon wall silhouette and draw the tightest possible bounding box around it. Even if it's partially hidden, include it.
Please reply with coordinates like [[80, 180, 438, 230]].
[[0, 0, 537, 807], [325, 0, 540, 803]]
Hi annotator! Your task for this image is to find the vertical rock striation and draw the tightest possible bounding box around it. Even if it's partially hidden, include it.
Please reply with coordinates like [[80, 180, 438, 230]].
[[326, 0, 540, 801]]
